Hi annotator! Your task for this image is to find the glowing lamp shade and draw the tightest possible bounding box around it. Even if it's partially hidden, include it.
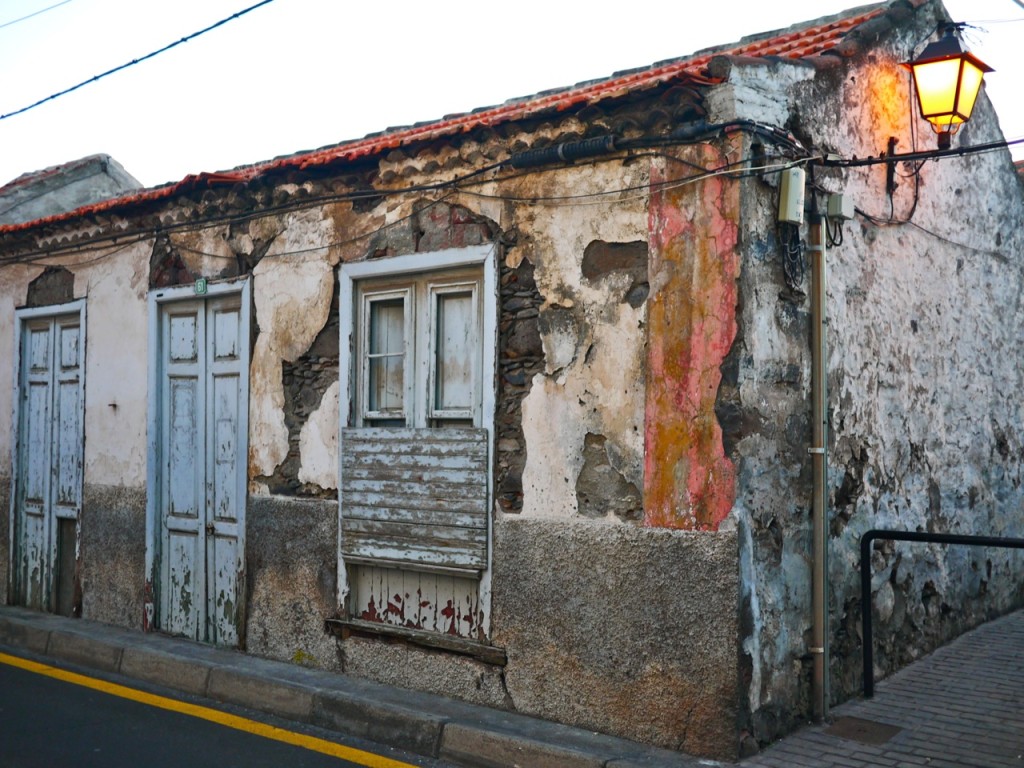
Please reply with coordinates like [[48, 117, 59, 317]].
[[905, 30, 992, 135]]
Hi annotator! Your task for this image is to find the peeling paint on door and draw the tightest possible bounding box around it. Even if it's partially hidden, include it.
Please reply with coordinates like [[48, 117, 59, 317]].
[[12, 304, 85, 613], [155, 287, 249, 646]]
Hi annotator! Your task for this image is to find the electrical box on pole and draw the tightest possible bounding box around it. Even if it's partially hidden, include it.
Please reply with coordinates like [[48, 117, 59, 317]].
[[778, 167, 806, 224]]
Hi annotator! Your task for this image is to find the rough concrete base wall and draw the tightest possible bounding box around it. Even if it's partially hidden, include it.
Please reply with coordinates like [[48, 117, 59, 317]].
[[492, 518, 739, 760], [338, 639, 512, 710], [245, 496, 340, 669], [337, 518, 740, 760], [80, 485, 146, 627], [0, 477, 9, 603]]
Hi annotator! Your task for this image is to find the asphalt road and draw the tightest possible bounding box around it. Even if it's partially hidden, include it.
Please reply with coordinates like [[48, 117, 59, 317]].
[[0, 656, 447, 768]]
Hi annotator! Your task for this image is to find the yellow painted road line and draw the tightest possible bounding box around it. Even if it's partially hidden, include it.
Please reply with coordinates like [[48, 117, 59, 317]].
[[0, 650, 417, 768]]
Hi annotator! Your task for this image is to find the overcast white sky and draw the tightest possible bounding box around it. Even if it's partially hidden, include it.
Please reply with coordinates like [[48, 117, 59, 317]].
[[0, 0, 1020, 189]]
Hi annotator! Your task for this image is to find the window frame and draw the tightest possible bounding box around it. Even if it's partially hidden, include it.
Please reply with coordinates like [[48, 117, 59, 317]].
[[426, 279, 480, 424], [358, 286, 412, 424], [339, 245, 496, 434], [336, 244, 498, 620]]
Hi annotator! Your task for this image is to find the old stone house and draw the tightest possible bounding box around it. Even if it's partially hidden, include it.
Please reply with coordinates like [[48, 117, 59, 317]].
[[2, 0, 1022, 760]]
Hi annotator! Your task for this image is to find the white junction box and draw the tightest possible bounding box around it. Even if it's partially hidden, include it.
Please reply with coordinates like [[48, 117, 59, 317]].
[[777, 167, 806, 224], [827, 192, 855, 221]]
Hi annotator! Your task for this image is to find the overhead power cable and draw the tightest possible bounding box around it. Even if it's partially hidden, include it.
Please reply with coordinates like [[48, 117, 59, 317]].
[[0, 0, 73, 31], [0, 0, 276, 122]]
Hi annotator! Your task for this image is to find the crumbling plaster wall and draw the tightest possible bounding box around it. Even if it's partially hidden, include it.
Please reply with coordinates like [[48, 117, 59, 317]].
[[514, 163, 648, 520], [322, 149, 743, 759], [75, 242, 150, 626], [0, 245, 150, 619], [0, 265, 44, 481], [77, 242, 150, 488], [248, 208, 337, 485], [0, 262, 32, 603], [716, 0, 1024, 743]]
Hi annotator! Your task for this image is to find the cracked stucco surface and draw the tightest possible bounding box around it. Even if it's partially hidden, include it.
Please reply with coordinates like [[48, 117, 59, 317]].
[[516, 164, 648, 520], [249, 211, 336, 480], [298, 381, 339, 489], [716, 6, 1024, 741]]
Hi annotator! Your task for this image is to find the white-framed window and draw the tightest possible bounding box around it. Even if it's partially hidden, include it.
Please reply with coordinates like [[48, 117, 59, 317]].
[[337, 245, 497, 639], [360, 287, 410, 425], [355, 272, 482, 428]]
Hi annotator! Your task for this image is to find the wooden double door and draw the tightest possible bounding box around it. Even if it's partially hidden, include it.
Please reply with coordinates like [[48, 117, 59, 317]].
[[12, 303, 85, 615], [153, 289, 249, 646]]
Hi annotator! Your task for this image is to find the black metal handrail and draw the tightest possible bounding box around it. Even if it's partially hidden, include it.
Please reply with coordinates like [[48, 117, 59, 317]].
[[860, 529, 1024, 697]]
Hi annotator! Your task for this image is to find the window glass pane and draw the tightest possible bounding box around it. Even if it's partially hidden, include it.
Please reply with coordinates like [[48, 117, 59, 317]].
[[368, 298, 404, 414], [369, 300, 404, 354], [434, 291, 474, 412]]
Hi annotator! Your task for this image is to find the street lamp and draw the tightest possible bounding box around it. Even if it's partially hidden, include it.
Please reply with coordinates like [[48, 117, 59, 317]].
[[905, 25, 992, 149]]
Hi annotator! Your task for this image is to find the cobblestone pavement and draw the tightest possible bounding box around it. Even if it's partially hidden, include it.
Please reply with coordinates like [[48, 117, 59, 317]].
[[743, 609, 1024, 768]]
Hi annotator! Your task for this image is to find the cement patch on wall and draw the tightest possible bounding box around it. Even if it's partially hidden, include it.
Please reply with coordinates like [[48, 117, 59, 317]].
[[245, 495, 339, 669], [490, 517, 739, 760], [80, 485, 147, 628], [298, 381, 340, 490], [337, 639, 511, 710]]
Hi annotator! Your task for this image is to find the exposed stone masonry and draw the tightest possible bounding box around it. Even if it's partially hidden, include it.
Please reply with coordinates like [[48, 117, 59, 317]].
[[496, 256, 544, 513], [259, 279, 340, 498], [26, 266, 74, 307]]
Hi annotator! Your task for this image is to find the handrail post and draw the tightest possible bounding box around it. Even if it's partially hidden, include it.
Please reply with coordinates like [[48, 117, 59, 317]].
[[859, 529, 1024, 699], [860, 530, 876, 698]]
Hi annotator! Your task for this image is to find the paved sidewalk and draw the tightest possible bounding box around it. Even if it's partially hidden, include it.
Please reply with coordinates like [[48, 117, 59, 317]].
[[2, 605, 1021, 767], [744, 609, 1024, 768], [0, 605, 716, 768]]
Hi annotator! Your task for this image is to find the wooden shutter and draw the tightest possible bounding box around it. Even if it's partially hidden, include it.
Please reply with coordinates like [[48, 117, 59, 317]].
[[340, 427, 489, 572]]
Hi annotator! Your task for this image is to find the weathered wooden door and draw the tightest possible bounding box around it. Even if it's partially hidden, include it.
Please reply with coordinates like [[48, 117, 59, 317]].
[[156, 292, 248, 646], [12, 305, 85, 613]]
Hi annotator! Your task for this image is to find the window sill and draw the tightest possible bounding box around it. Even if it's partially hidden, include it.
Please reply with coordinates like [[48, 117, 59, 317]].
[[324, 618, 507, 666]]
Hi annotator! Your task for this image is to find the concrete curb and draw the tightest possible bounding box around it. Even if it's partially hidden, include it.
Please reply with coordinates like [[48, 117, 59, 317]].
[[0, 606, 719, 768]]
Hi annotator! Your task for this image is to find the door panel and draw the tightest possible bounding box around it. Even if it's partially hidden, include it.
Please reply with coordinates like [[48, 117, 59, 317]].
[[13, 310, 84, 614], [166, 528, 201, 637], [23, 383, 51, 509], [208, 303, 243, 646], [167, 378, 202, 516], [157, 294, 247, 646], [162, 358, 204, 639]]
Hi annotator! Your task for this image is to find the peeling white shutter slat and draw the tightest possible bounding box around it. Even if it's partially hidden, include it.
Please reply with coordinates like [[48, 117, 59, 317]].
[[342, 504, 485, 528], [341, 427, 489, 571]]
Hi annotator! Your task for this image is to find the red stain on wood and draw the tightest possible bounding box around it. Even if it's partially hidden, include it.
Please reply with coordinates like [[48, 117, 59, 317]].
[[360, 594, 382, 622], [644, 146, 739, 530]]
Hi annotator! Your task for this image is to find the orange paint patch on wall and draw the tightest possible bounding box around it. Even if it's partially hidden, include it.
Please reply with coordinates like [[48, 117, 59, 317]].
[[644, 147, 740, 530]]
